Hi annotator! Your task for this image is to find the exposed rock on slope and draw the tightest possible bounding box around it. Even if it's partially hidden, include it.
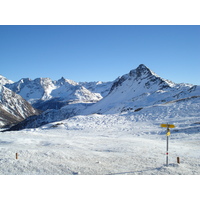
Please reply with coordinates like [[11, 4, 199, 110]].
[[0, 85, 39, 128], [6, 77, 103, 111], [83, 64, 200, 114], [3, 64, 200, 131]]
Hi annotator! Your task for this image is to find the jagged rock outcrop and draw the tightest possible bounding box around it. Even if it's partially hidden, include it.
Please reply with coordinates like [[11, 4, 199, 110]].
[[0, 85, 39, 128], [6, 77, 103, 111]]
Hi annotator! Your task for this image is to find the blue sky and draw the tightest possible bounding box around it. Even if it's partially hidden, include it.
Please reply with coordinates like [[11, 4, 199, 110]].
[[0, 25, 199, 84]]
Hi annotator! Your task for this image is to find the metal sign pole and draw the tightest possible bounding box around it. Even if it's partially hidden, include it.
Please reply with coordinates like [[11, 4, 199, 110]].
[[166, 128, 169, 166], [161, 123, 175, 167]]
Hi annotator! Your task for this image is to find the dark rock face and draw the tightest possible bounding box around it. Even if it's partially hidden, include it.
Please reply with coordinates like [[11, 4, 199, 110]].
[[109, 75, 127, 93], [109, 64, 171, 94], [129, 64, 152, 79], [0, 86, 40, 128]]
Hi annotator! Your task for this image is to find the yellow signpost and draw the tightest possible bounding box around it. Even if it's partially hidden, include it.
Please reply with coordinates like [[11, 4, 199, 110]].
[[160, 123, 175, 166], [160, 124, 175, 128], [166, 131, 171, 136]]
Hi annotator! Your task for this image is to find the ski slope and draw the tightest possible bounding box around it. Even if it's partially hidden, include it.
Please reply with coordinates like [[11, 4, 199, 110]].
[[0, 97, 200, 175]]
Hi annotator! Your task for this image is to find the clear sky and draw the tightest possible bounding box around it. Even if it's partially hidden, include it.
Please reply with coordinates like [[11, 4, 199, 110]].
[[0, 25, 199, 85]]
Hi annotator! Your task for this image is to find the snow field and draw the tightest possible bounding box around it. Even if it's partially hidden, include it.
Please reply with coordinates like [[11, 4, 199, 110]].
[[0, 111, 199, 175], [1, 93, 200, 175]]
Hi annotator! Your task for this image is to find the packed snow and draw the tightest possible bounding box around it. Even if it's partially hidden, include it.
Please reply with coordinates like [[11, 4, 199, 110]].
[[1, 98, 199, 175]]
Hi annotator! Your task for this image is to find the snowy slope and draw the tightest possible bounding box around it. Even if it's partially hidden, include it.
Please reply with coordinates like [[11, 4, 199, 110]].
[[0, 85, 39, 127], [0, 74, 40, 127], [4, 78, 110, 130], [79, 81, 113, 97], [83, 64, 200, 114], [6, 77, 58, 103], [5, 64, 200, 131], [0, 94, 199, 175], [6, 77, 103, 110], [51, 80, 102, 103], [0, 75, 14, 86], [1, 64, 200, 174], [6, 102, 92, 130]]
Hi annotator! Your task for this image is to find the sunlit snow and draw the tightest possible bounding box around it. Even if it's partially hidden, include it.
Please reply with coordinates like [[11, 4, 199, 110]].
[[1, 98, 199, 175]]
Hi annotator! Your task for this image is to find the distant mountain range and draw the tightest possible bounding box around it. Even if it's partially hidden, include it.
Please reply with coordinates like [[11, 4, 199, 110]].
[[1, 64, 200, 130]]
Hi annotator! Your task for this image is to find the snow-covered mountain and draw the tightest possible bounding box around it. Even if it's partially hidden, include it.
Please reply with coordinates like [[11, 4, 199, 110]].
[[0, 85, 39, 128], [3, 76, 112, 130], [3, 64, 200, 131], [0, 74, 14, 86], [79, 81, 113, 97], [83, 64, 200, 114], [1, 67, 200, 175], [6, 77, 56, 103], [6, 77, 103, 111]]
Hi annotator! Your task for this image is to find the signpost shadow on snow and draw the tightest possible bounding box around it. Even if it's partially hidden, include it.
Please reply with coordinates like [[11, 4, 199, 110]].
[[106, 167, 163, 175], [106, 164, 179, 175]]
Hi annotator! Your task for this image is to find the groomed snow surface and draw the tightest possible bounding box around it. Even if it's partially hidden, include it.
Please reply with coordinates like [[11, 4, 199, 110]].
[[1, 99, 200, 175]]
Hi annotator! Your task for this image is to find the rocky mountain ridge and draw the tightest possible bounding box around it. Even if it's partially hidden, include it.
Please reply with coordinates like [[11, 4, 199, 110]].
[[1, 64, 200, 130], [5, 77, 108, 111], [83, 64, 200, 114], [0, 78, 39, 128], [0, 75, 14, 86]]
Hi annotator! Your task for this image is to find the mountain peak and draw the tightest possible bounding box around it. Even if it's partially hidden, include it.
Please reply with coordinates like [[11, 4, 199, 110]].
[[109, 64, 174, 95], [0, 74, 14, 86], [137, 64, 148, 69], [129, 64, 152, 79], [57, 77, 78, 86]]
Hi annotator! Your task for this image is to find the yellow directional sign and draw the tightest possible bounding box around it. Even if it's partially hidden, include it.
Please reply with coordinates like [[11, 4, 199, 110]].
[[160, 123, 175, 166], [166, 131, 171, 136], [161, 124, 175, 128]]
